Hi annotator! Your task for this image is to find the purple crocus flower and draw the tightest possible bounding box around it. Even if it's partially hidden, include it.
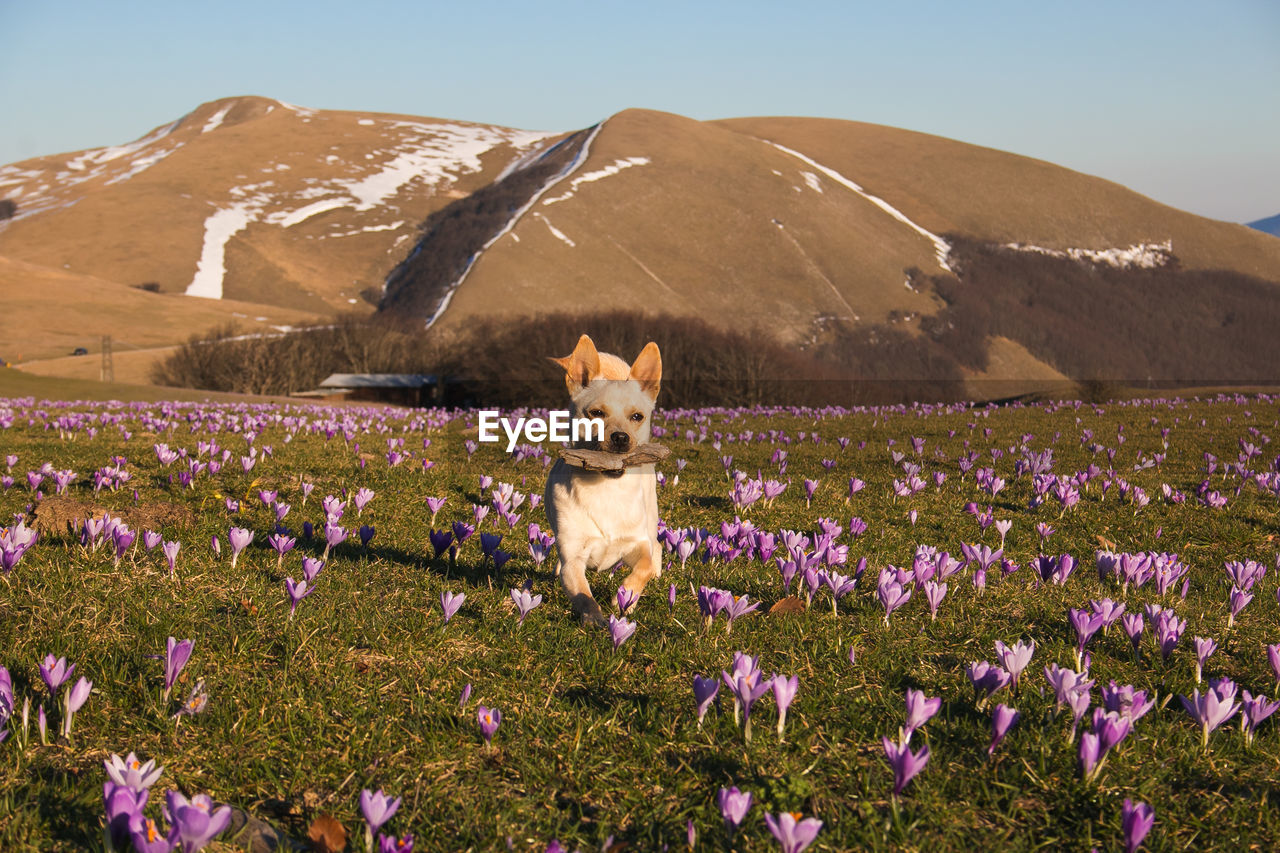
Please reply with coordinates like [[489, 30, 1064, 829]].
[[717, 786, 753, 836], [923, 580, 947, 620], [105, 751, 164, 791], [722, 594, 760, 634], [1155, 611, 1185, 661], [511, 588, 542, 625], [143, 530, 163, 551], [130, 816, 177, 853], [164, 637, 194, 702], [359, 525, 376, 547], [773, 674, 799, 739], [607, 615, 636, 651], [877, 580, 911, 626], [693, 674, 719, 726], [1121, 798, 1155, 853], [425, 496, 446, 524], [39, 654, 74, 698], [284, 577, 314, 619], [322, 495, 346, 523], [1102, 682, 1155, 724], [994, 640, 1035, 691], [667, 583, 676, 612], [62, 676, 92, 739], [1241, 691, 1280, 746], [104, 781, 149, 851], [1180, 685, 1240, 746], [321, 523, 348, 559], [882, 736, 930, 795], [967, 660, 1011, 703], [378, 832, 415, 853], [167, 790, 232, 853], [1268, 643, 1280, 689], [360, 788, 402, 848], [903, 689, 942, 741], [1193, 636, 1217, 684], [1121, 612, 1144, 655], [227, 526, 253, 569], [440, 591, 465, 625], [721, 654, 771, 741], [1227, 586, 1253, 627], [353, 487, 375, 516], [764, 811, 822, 853], [302, 557, 324, 582], [616, 586, 638, 613], [162, 540, 181, 577], [477, 705, 501, 746], [1068, 607, 1104, 668], [428, 529, 454, 559], [1079, 731, 1102, 780], [451, 520, 476, 548], [267, 533, 296, 566], [988, 703, 1020, 756], [111, 524, 136, 567]]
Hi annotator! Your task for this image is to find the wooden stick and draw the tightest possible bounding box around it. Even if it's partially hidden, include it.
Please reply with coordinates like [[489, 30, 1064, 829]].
[[559, 443, 670, 472]]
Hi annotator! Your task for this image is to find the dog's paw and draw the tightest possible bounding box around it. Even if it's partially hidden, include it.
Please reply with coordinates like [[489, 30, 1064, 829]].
[[579, 609, 609, 629]]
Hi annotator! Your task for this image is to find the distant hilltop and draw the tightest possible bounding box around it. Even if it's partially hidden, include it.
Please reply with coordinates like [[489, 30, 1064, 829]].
[[1247, 213, 1280, 238]]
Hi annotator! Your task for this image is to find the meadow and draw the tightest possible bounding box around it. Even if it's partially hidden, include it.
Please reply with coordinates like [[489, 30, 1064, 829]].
[[1, 391, 1279, 852]]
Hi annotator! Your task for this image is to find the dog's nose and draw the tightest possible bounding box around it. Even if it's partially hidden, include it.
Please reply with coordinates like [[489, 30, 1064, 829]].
[[610, 431, 630, 449]]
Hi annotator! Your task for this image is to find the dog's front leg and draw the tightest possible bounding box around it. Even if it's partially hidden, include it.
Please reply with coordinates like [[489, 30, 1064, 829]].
[[620, 542, 660, 611], [558, 555, 607, 627]]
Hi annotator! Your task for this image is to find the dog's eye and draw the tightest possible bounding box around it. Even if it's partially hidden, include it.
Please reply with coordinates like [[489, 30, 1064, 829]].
[[630, 412, 645, 422], [588, 409, 605, 419]]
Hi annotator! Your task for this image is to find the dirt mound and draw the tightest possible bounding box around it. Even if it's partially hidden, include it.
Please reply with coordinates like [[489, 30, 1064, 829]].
[[30, 495, 196, 538]]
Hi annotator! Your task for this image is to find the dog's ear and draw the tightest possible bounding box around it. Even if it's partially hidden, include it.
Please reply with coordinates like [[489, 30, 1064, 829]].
[[629, 341, 662, 399], [549, 334, 601, 394]]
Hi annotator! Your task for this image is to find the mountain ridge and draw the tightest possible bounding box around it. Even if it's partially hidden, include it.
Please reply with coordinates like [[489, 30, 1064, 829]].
[[3, 98, 1279, 393]]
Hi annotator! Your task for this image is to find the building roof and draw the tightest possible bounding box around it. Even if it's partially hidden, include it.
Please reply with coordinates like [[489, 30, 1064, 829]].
[[318, 373, 436, 389]]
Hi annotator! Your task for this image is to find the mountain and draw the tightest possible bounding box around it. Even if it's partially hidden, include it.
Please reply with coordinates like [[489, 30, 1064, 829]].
[[4, 97, 1280, 394], [0, 96, 559, 361], [1247, 213, 1280, 238]]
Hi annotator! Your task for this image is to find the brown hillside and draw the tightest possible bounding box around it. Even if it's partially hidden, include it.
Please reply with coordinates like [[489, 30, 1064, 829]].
[[714, 116, 1280, 278], [5, 100, 1280, 392], [434, 109, 946, 344], [0, 96, 561, 316], [0, 254, 322, 363]]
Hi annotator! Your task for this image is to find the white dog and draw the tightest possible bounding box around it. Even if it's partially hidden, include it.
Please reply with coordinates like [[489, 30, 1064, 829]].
[[544, 335, 663, 626]]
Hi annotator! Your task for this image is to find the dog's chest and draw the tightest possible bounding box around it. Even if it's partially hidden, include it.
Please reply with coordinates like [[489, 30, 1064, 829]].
[[546, 461, 657, 541]]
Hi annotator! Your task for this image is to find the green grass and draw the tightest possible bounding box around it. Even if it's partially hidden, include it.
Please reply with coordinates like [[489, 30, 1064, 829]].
[[1, 394, 1279, 851]]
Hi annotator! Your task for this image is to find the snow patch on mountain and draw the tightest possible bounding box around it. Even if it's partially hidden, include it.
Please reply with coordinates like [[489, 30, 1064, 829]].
[[1001, 240, 1173, 268], [185, 204, 254, 299], [767, 141, 953, 273], [0, 121, 184, 217], [424, 122, 604, 327], [267, 198, 350, 228], [202, 105, 232, 133], [337, 123, 559, 210], [534, 212, 576, 247], [541, 156, 649, 205]]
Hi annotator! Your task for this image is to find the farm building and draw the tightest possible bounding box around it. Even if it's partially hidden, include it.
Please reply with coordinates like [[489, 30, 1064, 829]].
[[305, 374, 451, 407]]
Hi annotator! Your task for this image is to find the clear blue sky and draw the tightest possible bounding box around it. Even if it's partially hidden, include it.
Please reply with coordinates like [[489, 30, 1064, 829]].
[[2, 0, 1277, 222]]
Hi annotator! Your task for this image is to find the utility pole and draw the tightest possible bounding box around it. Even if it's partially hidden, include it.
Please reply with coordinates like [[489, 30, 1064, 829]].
[[101, 335, 114, 383]]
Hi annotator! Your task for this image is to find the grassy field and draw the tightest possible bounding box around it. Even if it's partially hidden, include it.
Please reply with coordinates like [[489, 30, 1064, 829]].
[[1, 392, 1279, 851]]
